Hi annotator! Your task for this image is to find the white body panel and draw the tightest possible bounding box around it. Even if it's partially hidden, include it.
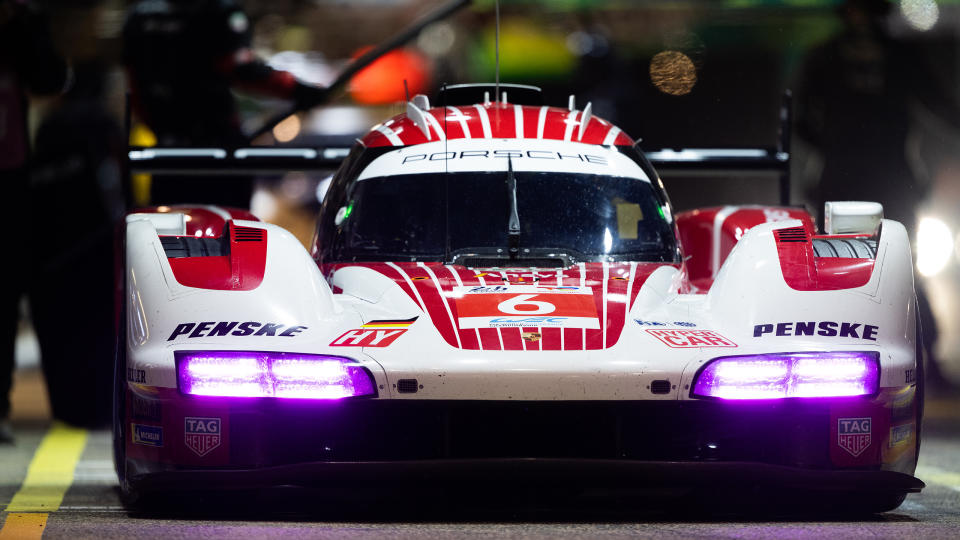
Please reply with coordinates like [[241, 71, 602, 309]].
[[126, 211, 916, 400]]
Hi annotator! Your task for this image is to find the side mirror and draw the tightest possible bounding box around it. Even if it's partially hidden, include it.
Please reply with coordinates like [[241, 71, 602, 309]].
[[824, 201, 883, 235], [126, 212, 187, 236]]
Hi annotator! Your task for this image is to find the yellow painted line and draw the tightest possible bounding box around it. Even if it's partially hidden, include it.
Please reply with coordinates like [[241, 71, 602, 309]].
[[915, 464, 960, 492], [0, 513, 48, 540], [4, 422, 88, 513]]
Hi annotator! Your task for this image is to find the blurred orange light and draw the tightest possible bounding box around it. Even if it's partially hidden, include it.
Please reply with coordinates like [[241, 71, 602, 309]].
[[650, 51, 697, 96], [273, 115, 301, 143], [348, 47, 432, 105]]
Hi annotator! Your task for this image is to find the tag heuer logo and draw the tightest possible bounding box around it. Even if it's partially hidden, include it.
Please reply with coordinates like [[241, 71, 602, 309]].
[[522, 332, 541, 343], [838, 417, 872, 457], [184, 417, 221, 457]]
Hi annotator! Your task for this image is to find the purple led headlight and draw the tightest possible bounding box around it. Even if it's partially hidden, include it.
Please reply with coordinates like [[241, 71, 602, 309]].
[[692, 352, 879, 400], [176, 351, 376, 399]]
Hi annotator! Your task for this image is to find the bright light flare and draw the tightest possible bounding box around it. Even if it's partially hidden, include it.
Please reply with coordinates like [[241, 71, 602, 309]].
[[692, 352, 879, 400], [917, 216, 953, 276], [901, 0, 939, 31], [177, 352, 376, 400]]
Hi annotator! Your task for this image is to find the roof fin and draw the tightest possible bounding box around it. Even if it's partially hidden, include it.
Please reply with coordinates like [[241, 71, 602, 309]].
[[577, 101, 592, 140], [484, 91, 490, 105], [412, 94, 430, 110], [406, 100, 432, 140], [568, 95, 575, 111], [501, 91, 508, 104]]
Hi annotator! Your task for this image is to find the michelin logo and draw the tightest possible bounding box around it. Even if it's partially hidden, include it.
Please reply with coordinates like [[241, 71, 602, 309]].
[[132, 424, 163, 447]]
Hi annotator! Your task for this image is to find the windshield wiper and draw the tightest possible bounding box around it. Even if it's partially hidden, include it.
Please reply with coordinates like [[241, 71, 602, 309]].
[[506, 157, 521, 259]]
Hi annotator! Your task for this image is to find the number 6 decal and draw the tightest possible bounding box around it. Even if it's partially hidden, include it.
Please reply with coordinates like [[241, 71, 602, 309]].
[[454, 286, 600, 329], [497, 294, 556, 315]]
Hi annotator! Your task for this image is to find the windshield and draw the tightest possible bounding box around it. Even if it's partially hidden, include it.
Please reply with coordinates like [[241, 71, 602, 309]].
[[330, 171, 677, 264]]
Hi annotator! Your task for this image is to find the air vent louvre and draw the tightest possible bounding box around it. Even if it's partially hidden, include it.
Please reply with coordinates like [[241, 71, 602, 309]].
[[233, 226, 265, 242], [775, 227, 808, 243]]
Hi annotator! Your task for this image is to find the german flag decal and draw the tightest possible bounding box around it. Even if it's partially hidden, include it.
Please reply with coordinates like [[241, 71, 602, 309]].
[[361, 317, 419, 329]]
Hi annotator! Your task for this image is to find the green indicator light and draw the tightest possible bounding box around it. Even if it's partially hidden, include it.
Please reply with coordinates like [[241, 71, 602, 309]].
[[344, 201, 354, 219]]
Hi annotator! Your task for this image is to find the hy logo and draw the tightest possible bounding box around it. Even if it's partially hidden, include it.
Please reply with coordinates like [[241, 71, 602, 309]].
[[838, 417, 872, 457]]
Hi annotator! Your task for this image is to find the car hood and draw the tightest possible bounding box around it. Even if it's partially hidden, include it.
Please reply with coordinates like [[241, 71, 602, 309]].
[[327, 262, 671, 351]]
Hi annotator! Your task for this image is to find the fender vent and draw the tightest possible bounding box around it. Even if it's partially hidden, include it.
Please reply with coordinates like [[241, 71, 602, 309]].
[[775, 227, 808, 243], [233, 226, 265, 242], [650, 379, 672, 394], [396, 379, 419, 394]]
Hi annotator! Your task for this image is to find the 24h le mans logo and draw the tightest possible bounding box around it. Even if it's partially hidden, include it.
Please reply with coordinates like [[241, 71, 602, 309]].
[[184, 417, 221, 457], [838, 417, 872, 457]]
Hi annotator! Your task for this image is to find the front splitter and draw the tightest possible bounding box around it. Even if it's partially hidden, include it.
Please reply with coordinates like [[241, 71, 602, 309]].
[[129, 457, 924, 495]]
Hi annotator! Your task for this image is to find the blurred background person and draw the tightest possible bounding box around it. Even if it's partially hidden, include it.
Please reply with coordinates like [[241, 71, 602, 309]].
[[123, 0, 327, 208], [28, 57, 125, 429], [0, 0, 71, 442], [795, 0, 960, 390]]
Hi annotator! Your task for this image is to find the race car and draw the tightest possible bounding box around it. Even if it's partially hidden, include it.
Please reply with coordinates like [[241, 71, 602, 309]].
[[116, 84, 924, 512]]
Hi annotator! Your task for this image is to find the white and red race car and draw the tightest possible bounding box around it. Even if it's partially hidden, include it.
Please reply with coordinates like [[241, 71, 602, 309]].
[[117, 85, 923, 512]]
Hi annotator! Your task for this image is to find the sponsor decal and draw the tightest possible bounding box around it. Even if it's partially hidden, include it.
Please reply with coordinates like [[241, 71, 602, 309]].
[[635, 320, 696, 327], [361, 317, 418, 329], [521, 332, 542, 343], [753, 321, 878, 341], [838, 417, 872, 457], [132, 424, 163, 447], [905, 368, 916, 384], [330, 329, 407, 347], [452, 285, 600, 329], [127, 368, 146, 383], [184, 417, 221, 457], [167, 321, 308, 341], [131, 395, 161, 422], [645, 329, 737, 348], [891, 391, 915, 423], [889, 424, 913, 448], [400, 149, 609, 166], [763, 208, 791, 222]]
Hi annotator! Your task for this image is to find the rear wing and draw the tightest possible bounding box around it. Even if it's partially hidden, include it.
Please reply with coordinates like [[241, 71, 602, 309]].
[[127, 147, 351, 176], [645, 90, 793, 206], [127, 92, 794, 205]]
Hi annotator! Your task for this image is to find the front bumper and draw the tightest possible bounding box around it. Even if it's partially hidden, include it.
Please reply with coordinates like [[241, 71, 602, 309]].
[[123, 386, 921, 495]]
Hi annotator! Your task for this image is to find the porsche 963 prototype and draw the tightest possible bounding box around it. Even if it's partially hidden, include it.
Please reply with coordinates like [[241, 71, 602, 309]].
[[117, 84, 924, 512]]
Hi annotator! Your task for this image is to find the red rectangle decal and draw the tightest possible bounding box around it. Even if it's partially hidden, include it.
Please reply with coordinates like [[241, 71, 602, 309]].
[[453, 286, 600, 329]]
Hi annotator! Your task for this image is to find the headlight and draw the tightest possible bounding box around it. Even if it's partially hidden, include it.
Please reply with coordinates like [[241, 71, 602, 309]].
[[916, 216, 953, 277], [176, 351, 376, 399], [691, 352, 879, 399]]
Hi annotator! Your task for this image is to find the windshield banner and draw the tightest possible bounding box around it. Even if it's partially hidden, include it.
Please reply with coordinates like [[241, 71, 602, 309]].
[[357, 139, 650, 181]]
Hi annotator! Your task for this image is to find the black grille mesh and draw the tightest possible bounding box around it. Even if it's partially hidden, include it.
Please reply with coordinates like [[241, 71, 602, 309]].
[[233, 226, 265, 242], [397, 379, 419, 394], [775, 227, 808, 243]]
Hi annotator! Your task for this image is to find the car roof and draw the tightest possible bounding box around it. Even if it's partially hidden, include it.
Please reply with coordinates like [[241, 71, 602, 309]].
[[359, 101, 635, 149]]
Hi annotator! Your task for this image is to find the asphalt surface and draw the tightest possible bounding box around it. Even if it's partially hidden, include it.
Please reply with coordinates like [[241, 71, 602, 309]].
[[2, 368, 959, 539]]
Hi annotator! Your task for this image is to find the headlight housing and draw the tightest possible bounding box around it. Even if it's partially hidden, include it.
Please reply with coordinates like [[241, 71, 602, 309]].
[[176, 351, 377, 399], [691, 352, 880, 400]]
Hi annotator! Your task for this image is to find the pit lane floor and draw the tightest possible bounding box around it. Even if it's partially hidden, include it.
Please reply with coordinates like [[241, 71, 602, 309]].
[[2, 367, 959, 539]]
